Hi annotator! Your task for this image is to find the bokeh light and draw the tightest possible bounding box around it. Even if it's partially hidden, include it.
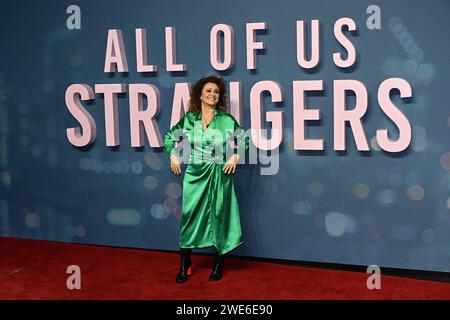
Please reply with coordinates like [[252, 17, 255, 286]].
[[416, 63, 435, 81], [166, 183, 182, 199], [368, 224, 383, 239], [409, 47, 424, 62], [406, 185, 424, 201], [93, 159, 103, 173], [292, 200, 311, 215], [399, 33, 413, 46], [103, 161, 112, 174], [388, 17, 402, 30], [173, 204, 182, 220], [75, 225, 86, 237], [392, 23, 405, 37], [386, 17, 436, 84], [143, 176, 158, 190], [151, 204, 168, 219], [163, 198, 177, 213], [353, 183, 369, 198], [308, 181, 324, 196], [377, 189, 397, 205], [306, 195, 320, 209], [145, 152, 163, 170], [25, 213, 40, 228], [440, 152, 450, 170], [111, 161, 122, 174], [382, 56, 402, 76], [121, 161, 130, 174], [324, 211, 355, 237], [131, 161, 143, 174], [403, 59, 418, 75]]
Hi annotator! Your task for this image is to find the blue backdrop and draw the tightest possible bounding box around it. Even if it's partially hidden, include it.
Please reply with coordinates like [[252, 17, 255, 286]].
[[0, 0, 449, 273]]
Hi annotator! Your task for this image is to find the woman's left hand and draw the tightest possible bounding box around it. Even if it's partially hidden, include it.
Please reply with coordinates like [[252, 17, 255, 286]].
[[223, 154, 240, 175]]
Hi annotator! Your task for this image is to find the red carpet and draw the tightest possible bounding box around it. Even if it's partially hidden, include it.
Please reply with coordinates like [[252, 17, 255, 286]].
[[1, 236, 450, 300]]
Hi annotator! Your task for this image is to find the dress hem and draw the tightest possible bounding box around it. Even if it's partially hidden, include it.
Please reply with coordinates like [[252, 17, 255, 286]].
[[180, 240, 244, 255]]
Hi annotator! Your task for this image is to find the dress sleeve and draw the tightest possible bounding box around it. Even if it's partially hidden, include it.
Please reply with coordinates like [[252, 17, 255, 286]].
[[232, 117, 250, 158], [164, 115, 186, 159]]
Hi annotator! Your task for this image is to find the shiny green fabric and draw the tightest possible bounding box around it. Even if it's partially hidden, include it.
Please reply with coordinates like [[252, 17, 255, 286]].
[[164, 108, 249, 254]]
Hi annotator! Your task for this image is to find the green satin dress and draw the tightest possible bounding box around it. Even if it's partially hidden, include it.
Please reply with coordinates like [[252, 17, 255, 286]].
[[164, 108, 249, 255]]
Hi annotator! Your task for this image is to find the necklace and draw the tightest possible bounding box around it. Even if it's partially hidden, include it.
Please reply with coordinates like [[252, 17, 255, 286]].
[[202, 115, 211, 129], [202, 110, 214, 129]]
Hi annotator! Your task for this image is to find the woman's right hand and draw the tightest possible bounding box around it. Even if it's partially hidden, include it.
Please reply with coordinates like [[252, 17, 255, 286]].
[[170, 155, 182, 175]]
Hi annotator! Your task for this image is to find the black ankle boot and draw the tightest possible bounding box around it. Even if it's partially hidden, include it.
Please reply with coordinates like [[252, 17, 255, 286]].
[[209, 253, 224, 281], [176, 248, 192, 283]]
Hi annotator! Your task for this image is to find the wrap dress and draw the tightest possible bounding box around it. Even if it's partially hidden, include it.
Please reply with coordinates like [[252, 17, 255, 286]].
[[164, 107, 250, 254]]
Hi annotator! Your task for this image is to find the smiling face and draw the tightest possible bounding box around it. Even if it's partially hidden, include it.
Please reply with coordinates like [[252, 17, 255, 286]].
[[200, 82, 220, 108]]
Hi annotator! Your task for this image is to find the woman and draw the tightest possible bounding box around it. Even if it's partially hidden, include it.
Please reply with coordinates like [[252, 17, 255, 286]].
[[164, 75, 249, 283]]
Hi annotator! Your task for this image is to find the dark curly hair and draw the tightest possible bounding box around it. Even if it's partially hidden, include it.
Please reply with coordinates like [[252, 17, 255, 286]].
[[188, 75, 228, 114]]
